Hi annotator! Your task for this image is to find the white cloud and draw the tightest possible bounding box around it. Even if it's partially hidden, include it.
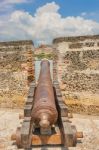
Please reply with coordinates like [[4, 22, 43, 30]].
[[1, 0, 28, 4], [0, 2, 99, 44], [81, 11, 99, 22], [35, 1, 60, 16], [0, 0, 30, 12]]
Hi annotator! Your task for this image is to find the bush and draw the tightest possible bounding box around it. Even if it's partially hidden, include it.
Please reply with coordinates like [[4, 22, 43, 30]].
[[35, 53, 54, 60]]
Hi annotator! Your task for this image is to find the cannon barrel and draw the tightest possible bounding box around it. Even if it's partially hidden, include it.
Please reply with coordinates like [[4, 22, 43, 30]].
[[31, 59, 58, 129]]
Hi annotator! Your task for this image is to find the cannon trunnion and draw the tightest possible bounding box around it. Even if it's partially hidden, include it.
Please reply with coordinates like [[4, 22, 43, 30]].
[[11, 60, 83, 149]]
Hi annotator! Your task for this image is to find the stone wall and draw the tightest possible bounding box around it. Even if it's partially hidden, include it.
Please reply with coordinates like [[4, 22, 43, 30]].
[[53, 35, 99, 43], [0, 40, 34, 108], [53, 35, 99, 115]]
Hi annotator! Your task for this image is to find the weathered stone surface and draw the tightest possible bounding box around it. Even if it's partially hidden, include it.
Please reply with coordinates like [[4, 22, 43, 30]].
[[64, 50, 99, 71], [0, 40, 34, 108], [53, 35, 99, 115], [53, 35, 99, 43], [62, 72, 99, 93]]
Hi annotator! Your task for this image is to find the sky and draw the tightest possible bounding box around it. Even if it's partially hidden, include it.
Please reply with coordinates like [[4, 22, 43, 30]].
[[0, 0, 99, 45]]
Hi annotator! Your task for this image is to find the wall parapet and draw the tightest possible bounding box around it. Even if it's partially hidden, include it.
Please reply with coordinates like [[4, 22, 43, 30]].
[[53, 35, 99, 44], [0, 40, 33, 47]]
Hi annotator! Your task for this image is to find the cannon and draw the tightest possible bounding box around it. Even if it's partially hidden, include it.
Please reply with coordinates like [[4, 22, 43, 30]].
[[31, 60, 58, 132], [11, 59, 83, 149]]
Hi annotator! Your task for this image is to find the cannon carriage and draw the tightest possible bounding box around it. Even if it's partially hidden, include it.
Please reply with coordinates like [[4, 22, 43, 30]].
[[11, 59, 83, 149]]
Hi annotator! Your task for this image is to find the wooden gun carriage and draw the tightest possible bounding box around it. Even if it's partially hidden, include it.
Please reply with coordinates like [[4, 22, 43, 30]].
[[11, 59, 83, 149]]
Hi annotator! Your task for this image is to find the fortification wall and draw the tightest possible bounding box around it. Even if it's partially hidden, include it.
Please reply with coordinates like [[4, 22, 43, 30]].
[[0, 40, 34, 108], [53, 35, 99, 115]]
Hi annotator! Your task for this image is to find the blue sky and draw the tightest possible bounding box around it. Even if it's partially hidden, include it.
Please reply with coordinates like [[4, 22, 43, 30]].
[[0, 0, 99, 44], [15, 0, 99, 20]]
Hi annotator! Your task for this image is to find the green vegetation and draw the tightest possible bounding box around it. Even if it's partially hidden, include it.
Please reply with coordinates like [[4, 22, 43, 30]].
[[35, 52, 54, 60]]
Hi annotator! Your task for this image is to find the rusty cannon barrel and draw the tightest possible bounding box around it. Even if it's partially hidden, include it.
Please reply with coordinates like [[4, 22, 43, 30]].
[[32, 59, 58, 130]]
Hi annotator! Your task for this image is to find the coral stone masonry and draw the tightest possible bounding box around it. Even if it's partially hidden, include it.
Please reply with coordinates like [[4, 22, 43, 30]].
[[0, 35, 99, 115], [53, 35, 99, 115], [0, 40, 34, 108]]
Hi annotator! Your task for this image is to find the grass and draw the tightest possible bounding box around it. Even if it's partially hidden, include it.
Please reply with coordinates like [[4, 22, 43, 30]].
[[35, 53, 54, 60]]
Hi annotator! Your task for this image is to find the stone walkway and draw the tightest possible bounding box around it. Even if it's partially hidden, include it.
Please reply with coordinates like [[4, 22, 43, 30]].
[[0, 109, 99, 150]]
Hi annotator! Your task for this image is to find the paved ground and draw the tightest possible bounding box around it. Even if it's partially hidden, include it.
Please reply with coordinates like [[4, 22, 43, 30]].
[[0, 109, 99, 150]]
